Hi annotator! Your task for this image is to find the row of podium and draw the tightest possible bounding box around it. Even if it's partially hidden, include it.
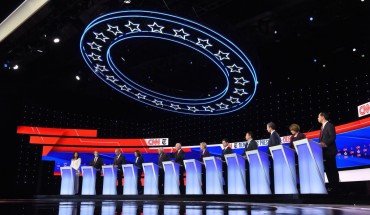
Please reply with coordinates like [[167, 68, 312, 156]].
[[60, 139, 328, 195]]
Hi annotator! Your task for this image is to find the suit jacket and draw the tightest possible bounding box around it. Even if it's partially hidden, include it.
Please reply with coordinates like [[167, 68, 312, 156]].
[[268, 131, 281, 147], [89, 156, 104, 171], [319, 121, 337, 155], [289, 132, 306, 149], [242, 139, 258, 156], [114, 154, 126, 171], [171, 149, 185, 166], [200, 149, 210, 161], [134, 156, 144, 169], [221, 146, 233, 161], [158, 152, 170, 168]]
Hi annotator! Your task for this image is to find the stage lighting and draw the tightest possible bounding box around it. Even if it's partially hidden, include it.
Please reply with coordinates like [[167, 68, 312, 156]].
[[309, 16, 314, 22], [13, 65, 19, 70], [123, 0, 131, 3], [53, 38, 60, 43], [76, 75, 80, 80], [353, 48, 357, 52]]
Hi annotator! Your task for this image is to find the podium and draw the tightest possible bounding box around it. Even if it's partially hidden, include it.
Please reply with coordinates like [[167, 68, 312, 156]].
[[183, 159, 202, 195], [225, 153, 247, 194], [101, 201, 116, 215], [142, 162, 159, 195], [122, 164, 138, 195], [58, 202, 77, 215], [102, 165, 117, 195], [269, 145, 298, 194], [81, 166, 96, 195], [203, 156, 224, 194], [163, 161, 180, 195], [245, 150, 271, 194], [60, 166, 77, 195], [294, 138, 327, 194], [80, 202, 95, 215]]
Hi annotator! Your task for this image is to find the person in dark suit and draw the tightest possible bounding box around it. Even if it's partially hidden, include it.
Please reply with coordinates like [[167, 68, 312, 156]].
[[170, 143, 185, 194], [158, 147, 170, 194], [199, 142, 210, 194], [113, 148, 125, 194], [134, 150, 144, 194], [266, 122, 281, 193], [318, 112, 340, 193], [89, 150, 104, 194], [242, 131, 258, 194], [221, 138, 233, 194]]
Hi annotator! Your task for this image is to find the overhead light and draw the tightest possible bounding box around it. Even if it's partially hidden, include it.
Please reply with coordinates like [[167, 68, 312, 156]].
[[123, 0, 131, 3], [53, 38, 60, 43], [37, 49, 43, 53], [75, 75, 80, 80], [0, 0, 50, 43], [352, 48, 357, 52], [13, 65, 19, 70], [309, 16, 314, 22]]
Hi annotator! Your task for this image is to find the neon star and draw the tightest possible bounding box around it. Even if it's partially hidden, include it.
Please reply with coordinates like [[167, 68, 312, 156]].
[[107, 24, 122, 36], [226, 96, 240, 104], [152, 99, 163, 106], [148, 22, 164, 33], [216, 102, 229, 109], [119, 85, 131, 91], [170, 104, 181, 110], [227, 64, 243, 73], [173, 28, 190, 40], [203, 106, 215, 112], [196, 38, 212, 49], [234, 77, 249, 85], [87, 42, 102, 51], [125, 21, 141, 32], [94, 64, 109, 73], [233, 88, 248, 96], [106, 75, 118, 82], [93, 32, 109, 43], [88, 53, 102, 61], [214, 50, 230, 60], [135, 93, 146, 99], [187, 106, 199, 112]]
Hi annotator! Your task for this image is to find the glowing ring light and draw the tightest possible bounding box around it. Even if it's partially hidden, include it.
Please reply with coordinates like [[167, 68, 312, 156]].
[[80, 10, 258, 115]]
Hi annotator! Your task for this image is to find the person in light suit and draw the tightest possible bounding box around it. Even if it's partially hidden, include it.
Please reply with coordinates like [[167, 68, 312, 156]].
[[70, 152, 81, 194], [113, 148, 125, 194]]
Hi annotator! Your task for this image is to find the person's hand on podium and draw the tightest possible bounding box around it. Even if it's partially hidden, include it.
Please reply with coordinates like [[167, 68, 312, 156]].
[[171, 147, 174, 153], [319, 142, 327, 148]]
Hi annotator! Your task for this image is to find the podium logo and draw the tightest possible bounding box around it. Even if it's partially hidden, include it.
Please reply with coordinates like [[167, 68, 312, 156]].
[[358, 101, 370, 117], [145, 138, 169, 146]]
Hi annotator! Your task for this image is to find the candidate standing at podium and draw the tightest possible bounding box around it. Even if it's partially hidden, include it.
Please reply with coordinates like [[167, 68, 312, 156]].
[[318, 112, 340, 193], [242, 131, 258, 194], [199, 142, 210, 194], [266, 122, 281, 193], [89, 150, 104, 194], [70, 152, 81, 195], [288, 123, 306, 187], [171, 143, 185, 194], [134, 150, 144, 194], [221, 138, 233, 194], [113, 148, 126, 195], [158, 147, 170, 194]]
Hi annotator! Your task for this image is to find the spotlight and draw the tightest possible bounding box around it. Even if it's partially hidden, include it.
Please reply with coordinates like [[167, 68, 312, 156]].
[[53, 38, 60, 43], [123, 0, 131, 3], [352, 48, 356, 52], [313, 58, 317, 63], [76, 75, 80, 80], [309, 16, 314, 22], [13, 65, 19, 70], [274, 30, 278, 34]]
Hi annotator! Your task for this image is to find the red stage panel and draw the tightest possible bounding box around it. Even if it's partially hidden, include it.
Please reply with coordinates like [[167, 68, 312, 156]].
[[17, 126, 97, 137]]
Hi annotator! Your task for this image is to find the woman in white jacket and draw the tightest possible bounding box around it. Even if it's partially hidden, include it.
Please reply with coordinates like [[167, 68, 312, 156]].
[[70, 152, 81, 194]]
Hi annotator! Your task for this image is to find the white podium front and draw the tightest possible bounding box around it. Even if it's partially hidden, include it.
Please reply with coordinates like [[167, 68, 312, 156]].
[[142, 162, 159, 195], [203, 156, 224, 194], [294, 138, 327, 194], [246, 150, 271, 194], [80, 202, 95, 215], [122, 164, 138, 195], [184, 159, 202, 195], [163, 161, 180, 195], [269, 145, 298, 194], [81, 166, 96, 195], [225, 153, 247, 194], [102, 165, 117, 195], [60, 166, 76, 195]]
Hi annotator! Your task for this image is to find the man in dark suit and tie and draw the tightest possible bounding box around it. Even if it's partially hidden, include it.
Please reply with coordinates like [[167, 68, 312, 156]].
[[266, 122, 281, 193], [89, 150, 104, 194], [171, 143, 186, 194], [242, 131, 258, 194], [113, 148, 125, 194], [158, 147, 170, 194], [199, 142, 210, 194], [221, 138, 233, 194], [318, 112, 340, 193]]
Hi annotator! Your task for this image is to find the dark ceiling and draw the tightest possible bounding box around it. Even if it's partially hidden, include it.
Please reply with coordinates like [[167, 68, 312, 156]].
[[0, 0, 369, 121]]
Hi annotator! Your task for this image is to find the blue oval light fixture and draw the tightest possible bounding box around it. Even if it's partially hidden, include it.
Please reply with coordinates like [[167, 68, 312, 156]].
[[80, 10, 258, 115]]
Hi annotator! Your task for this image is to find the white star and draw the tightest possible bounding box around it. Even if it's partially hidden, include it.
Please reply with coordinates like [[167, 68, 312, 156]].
[[187, 106, 199, 112], [87, 42, 102, 51], [125, 21, 141, 32], [227, 64, 243, 73], [94, 64, 109, 73], [196, 38, 212, 49], [88, 53, 102, 61], [214, 50, 230, 60], [170, 104, 181, 110], [202, 106, 215, 112], [226, 96, 240, 104], [173, 28, 190, 40], [216, 102, 229, 110], [233, 88, 248, 96], [93, 32, 109, 43], [148, 22, 164, 33], [107, 24, 122, 36], [152, 99, 163, 106], [106, 75, 118, 83], [234, 77, 249, 85], [119, 85, 131, 92], [135, 93, 146, 99]]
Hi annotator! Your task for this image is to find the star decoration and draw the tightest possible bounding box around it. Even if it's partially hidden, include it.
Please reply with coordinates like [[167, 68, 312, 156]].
[[226, 96, 241, 104], [87, 42, 102, 51], [173, 28, 190, 40], [234, 77, 250, 85], [94, 64, 109, 73], [119, 85, 131, 92], [107, 24, 123, 36], [187, 106, 199, 112], [214, 50, 230, 60], [170, 104, 181, 110], [93, 32, 109, 43], [227, 64, 243, 73], [135, 93, 146, 99], [152, 99, 164, 106], [196, 38, 212, 49], [203, 106, 215, 112], [216, 102, 229, 110], [88, 53, 102, 61], [148, 22, 164, 33], [125, 21, 141, 32], [233, 88, 248, 96], [106, 75, 118, 82]]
